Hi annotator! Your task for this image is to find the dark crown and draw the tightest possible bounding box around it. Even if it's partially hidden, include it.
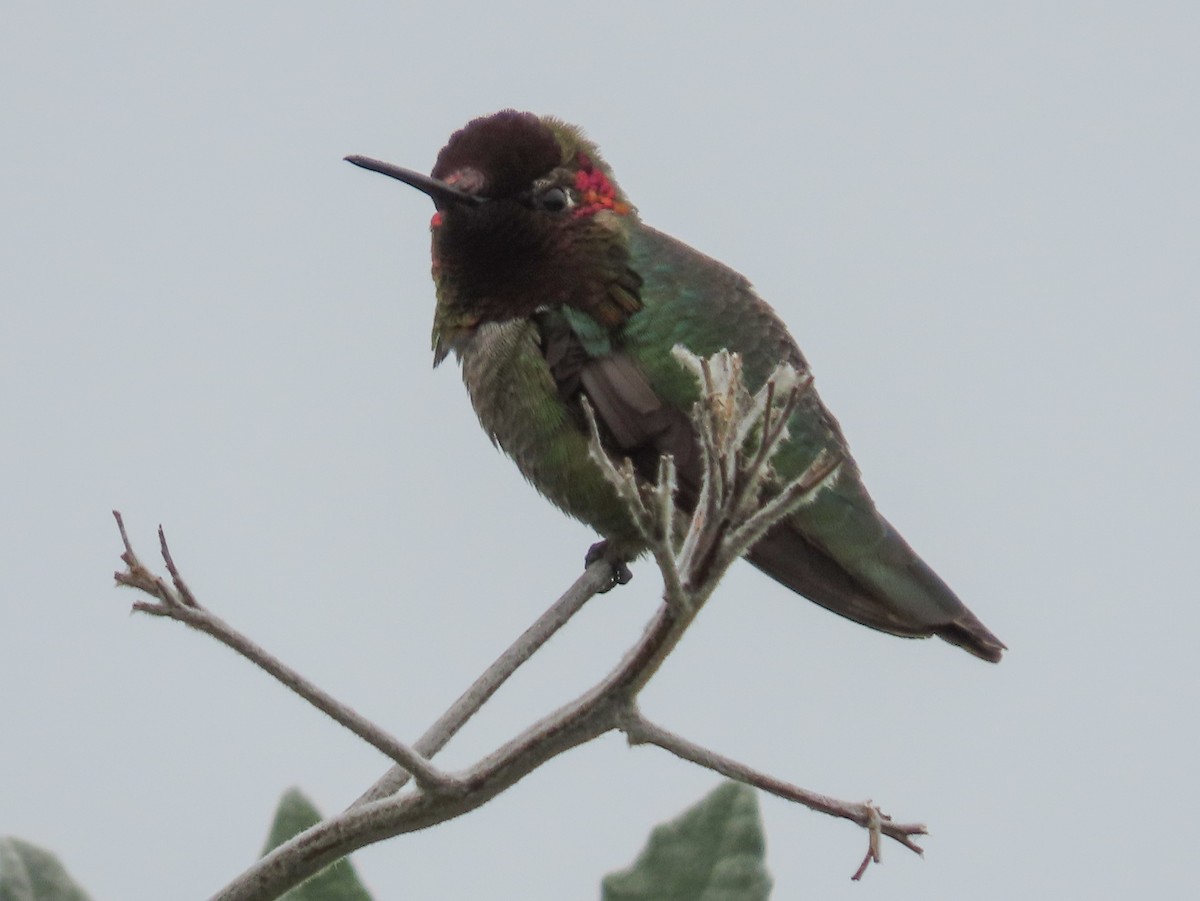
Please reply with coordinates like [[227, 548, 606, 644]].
[[431, 110, 562, 198]]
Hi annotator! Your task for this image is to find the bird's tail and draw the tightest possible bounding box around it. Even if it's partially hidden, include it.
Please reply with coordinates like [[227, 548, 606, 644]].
[[747, 520, 1005, 663]]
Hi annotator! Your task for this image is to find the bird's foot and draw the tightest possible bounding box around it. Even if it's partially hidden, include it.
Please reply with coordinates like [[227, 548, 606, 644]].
[[586, 540, 633, 593]]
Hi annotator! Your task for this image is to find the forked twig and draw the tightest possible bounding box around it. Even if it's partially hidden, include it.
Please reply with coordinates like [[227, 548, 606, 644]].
[[112, 512, 462, 796], [619, 705, 926, 878]]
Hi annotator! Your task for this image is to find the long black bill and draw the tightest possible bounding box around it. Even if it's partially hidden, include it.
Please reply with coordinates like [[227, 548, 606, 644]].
[[344, 154, 483, 208]]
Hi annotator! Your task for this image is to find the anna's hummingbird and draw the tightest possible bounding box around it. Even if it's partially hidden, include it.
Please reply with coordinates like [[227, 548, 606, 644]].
[[347, 110, 1004, 662]]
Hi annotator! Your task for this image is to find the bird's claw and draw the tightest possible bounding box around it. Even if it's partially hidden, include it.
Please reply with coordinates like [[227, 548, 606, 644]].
[[586, 541, 633, 593], [604, 561, 633, 592]]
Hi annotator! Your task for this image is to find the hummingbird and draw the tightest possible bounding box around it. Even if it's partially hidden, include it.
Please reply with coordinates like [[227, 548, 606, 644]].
[[346, 110, 1004, 662]]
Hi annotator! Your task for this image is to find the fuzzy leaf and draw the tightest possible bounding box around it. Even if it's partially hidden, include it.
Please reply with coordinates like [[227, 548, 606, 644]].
[[260, 788, 373, 901], [0, 837, 92, 901], [602, 781, 772, 901]]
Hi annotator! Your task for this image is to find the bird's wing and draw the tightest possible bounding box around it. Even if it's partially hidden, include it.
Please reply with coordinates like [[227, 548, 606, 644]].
[[541, 225, 1004, 662]]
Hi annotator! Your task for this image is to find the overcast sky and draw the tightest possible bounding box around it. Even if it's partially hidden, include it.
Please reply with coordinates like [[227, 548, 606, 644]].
[[3, 3, 1198, 899]]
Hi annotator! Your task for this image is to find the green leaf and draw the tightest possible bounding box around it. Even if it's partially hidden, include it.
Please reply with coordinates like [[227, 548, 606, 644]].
[[260, 788, 373, 901], [0, 837, 92, 901], [603, 781, 772, 901]]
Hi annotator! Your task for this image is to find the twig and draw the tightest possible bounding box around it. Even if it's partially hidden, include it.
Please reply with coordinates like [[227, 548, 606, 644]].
[[718, 448, 843, 572], [618, 706, 926, 870], [112, 513, 461, 796], [579, 400, 688, 613], [851, 803, 884, 881], [580, 399, 655, 541], [212, 605, 683, 901], [350, 558, 616, 806], [158, 524, 199, 607]]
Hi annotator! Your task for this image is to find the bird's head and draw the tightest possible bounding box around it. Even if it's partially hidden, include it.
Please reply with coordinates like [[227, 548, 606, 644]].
[[347, 110, 640, 364]]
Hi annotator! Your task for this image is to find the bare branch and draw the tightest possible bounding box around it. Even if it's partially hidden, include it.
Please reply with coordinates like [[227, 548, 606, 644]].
[[718, 448, 843, 572], [110, 348, 932, 899], [580, 398, 655, 540], [112, 514, 461, 796], [113, 510, 186, 608], [733, 371, 811, 525], [212, 605, 685, 901], [351, 558, 616, 806], [618, 706, 926, 871], [652, 452, 677, 552]]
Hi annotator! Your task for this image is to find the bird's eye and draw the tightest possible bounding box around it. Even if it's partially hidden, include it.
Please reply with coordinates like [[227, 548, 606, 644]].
[[537, 186, 570, 212]]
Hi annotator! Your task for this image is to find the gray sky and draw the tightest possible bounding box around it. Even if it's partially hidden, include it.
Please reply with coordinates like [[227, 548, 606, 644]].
[[3, 3, 1197, 899]]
